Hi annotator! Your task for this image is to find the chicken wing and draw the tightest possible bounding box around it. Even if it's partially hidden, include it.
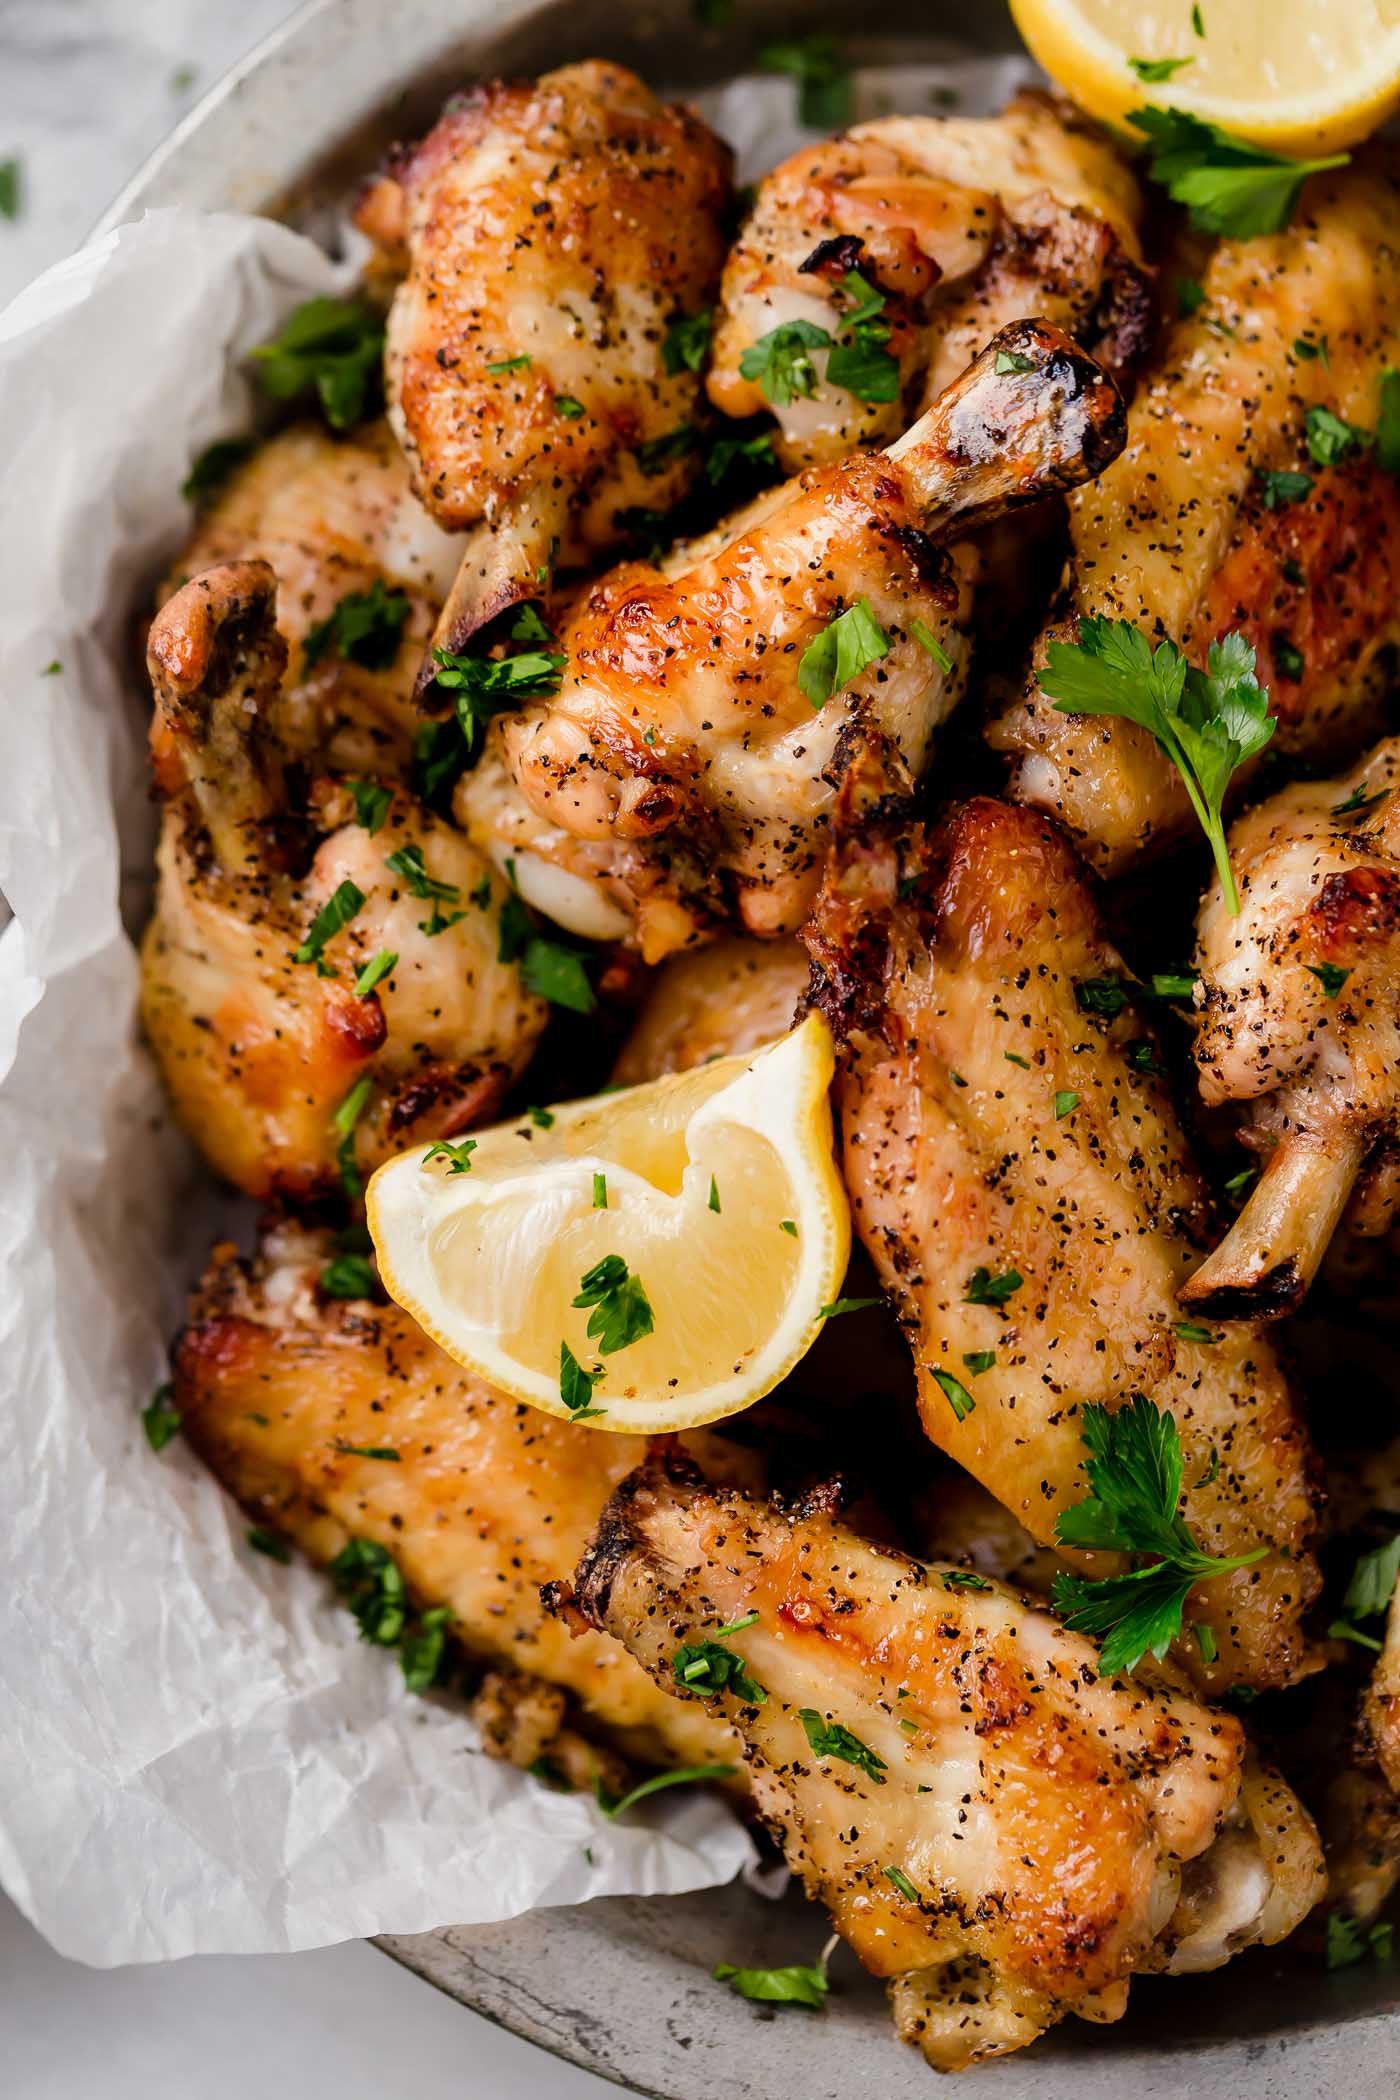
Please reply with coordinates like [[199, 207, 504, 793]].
[[708, 91, 1146, 471], [458, 320, 1126, 962], [551, 1450, 1323, 2071], [166, 421, 460, 772], [803, 785, 1320, 1690], [141, 560, 544, 1199], [172, 1222, 739, 1773], [610, 936, 809, 1085], [990, 156, 1400, 874], [357, 61, 732, 668], [1183, 737, 1400, 1318]]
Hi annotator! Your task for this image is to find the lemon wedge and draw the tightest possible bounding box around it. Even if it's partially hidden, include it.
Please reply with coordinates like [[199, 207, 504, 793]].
[[366, 1014, 850, 1434], [1009, 0, 1400, 155]]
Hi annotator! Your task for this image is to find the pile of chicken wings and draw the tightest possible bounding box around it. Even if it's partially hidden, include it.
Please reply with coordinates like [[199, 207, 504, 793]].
[[142, 57, 1400, 2074]]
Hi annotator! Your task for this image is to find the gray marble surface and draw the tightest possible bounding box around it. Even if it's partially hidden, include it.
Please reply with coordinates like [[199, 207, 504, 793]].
[[0, 3, 614, 2093]]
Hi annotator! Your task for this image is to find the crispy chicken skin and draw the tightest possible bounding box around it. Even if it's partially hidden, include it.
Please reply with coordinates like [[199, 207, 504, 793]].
[[709, 92, 1146, 471], [991, 157, 1400, 874], [141, 561, 544, 1199], [173, 1224, 738, 1773], [165, 422, 460, 772], [552, 1452, 1322, 2071], [357, 62, 732, 666], [459, 319, 1126, 963], [610, 936, 809, 1085], [803, 787, 1320, 1691], [1184, 737, 1400, 1319]]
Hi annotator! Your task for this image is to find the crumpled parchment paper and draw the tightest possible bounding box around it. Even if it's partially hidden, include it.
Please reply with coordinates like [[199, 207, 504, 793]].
[[0, 53, 1033, 1968]]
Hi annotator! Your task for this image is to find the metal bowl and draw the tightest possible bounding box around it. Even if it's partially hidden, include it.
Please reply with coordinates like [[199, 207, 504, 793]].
[[100, 3, 1400, 2092]]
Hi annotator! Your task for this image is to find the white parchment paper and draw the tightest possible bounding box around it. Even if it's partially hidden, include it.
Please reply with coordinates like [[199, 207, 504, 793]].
[[0, 55, 1034, 1968]]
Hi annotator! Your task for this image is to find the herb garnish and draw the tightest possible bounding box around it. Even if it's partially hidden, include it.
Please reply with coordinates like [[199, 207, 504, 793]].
[[883, 1864, 921, 1902], [427, 642, 566, 770], [713, 1955, 831, 2009], [558, 1340, 606, 1420], [1127, 108, 1348, 238], [0, 159, 21, 221], [963, 1351, 995, 1375], [672, 1627, 768, 1704], [1076, 976, 1129, 1018], [181, 437, 253, 504], [250, 297, 384, 429], [1305, 962, 1350, 997], [422, 1137, 478, 1174], [383, 843, 466, 936], [1128, 56, 1193, 81], [942, 1569, 991, 1592], [332, 1075, 372, 1199], [142, 1383, 182, 1452], [818, 1296, 885, 1320], [594, 1763, 739, 1819], [662, 308, 714, 375], [320, 1253, 378, 1299], [1258, 468, 1314, 510], [304, 579, 410, 671], [738, 319, 829, 407], [1333, 782, 1390, 819], [963, 1266, 1022, 1308], [348, 779, 393, 834], [931, 1368, 975, 1422], [330, 1539, 451, 1692], [247, 1527, 290, 1562], [1054, 1090, 1080, 1119], [354, 949, 397, 998], [333, 1440, 401, 1461], [1326, 1911, 1394, 1970], [1305, 404, 1370, 467], [798, 599, 889, 707], [293, 878, 365, 974], [1050, 1396, 1267, 1675], [572, 1255, 655, 1354], [759, 35, 852, 130], [1039, 617, 1275, 913], [799, 1710, 887, 1784]]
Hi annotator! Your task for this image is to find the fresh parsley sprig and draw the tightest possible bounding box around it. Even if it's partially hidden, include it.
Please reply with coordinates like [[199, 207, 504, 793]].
[[250, 297, 385, 429], [798, 1709, 887, 1785], [1050, 1396, 1266, 1676], [1128, 107, 1348, 238], [572, 1255, 655, 1354], [713, 1954, 831, 2010], [1039, 618, 1275, 913], [304, 579, 410, 671]]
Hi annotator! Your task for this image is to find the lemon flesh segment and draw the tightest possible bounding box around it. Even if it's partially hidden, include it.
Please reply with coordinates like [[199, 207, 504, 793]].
[[366, 1014, 851, 1434], [1009, 0, 1400, 154]]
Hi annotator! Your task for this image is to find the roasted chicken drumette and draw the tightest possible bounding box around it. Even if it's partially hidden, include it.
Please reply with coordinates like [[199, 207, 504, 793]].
[[551, 1451, 1323, 2072], [459, 320, 1126, 962], [1184, 737, 1400, 1318], [610, 935, 809, 1085], [804, 783, 1320, 1691], [166, 421, 460, 773], [355, 61, 732, 670], [708, 91, 1146, 471], [141, 560, 544, 1199], [991, 157, 1400, 874]]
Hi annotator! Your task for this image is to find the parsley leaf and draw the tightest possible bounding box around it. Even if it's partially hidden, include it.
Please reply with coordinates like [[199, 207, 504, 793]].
[[400, 1605, 452, 1693], [332, 1076, 372, 1200], [714, 1959, 829, 2010], [818, 1296, 886, 1320], [942, 1569, 991, 1592], [931, 1367, 975, 1421], [798, 1709, 887, 1784], [572, 1255, 655, 1355], [706, 430, 779, 487], [737, 318, 832, 407], [1075, 976, 1130, 1018], [883, 1864, 922, 1902], [521, 936, 596, 1012], [422, 1137, 478, 1175], [1050, 1396, 1266, 1675], [142, 1383, 182, 1452], [320, 1254, 378, 1299], [247, 1527, 290, 1562], [1257, 467, 1314, 510], [1341, 1534, 1400, 1621], [909, 617, 952, 671], [798, 599, 889, 707], [331, 1539, 406, 1645], [672, 1633, 767, 1705], [332, 1440, 401, 1461], [1305, 404, 1371, 467], [963, 1350, 996, 1375], [430, 644, 567, 762], [1039, 616, 1275, 913], [759, 35, 853, 130], [1054, 1090, 1080, 1119], [0, 158, 21, 222], [1326, 1910, 1395, 1970], [293, 878, 364, 971], [662, 308, 713, 376], [1377, 369, 1400, 475], [1150, 970, 1198, 1000], [181, 437, 253, 504], [1129, 55, 1193, 80], [559, 1340, 606, 1419], [555, 394, 585, 419], [349, 779, 393, 834], [249, 297, 384, 429], [595, 1762, 739, 1819], [963, 1266, 1022, 1308], [1305, 962, 1350, 997], [304, 579, 410, 671], [354, 949, 397, 998], [1128, 108, 1348, 238]]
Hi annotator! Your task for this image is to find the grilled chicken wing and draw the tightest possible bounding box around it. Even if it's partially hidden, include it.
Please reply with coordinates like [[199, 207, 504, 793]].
[[357, 61, 732, 669], [458, 320, 1125, 962], [141, 561, 544, 1199], [552, 1451, 1323, 2071], [803, 786, 1320, 1691], [708, 91, 1145, 471], [610, 935, 809, 1085], [166, 421, 460, 772], [991, 157, 1400, 873], [173, 1223, 739, 1773], [1183, 738, 1400, 1319]]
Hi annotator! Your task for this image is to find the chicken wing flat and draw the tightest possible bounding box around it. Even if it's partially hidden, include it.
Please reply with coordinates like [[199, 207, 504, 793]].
[[804, 786, 1320, 1690], [173, 1223, 738, 1773], [459, 320, 1125, 962], [990, 156, 1400, 874], [166, 421, 460, 772], [552, 1451, 1323, 2071], [610, 936, 809, 1085], [1184, 737, 1400, 1319], [356, 61, 731, 666], [141, 561, 544, 1199], [708, 91, 1145, 471]]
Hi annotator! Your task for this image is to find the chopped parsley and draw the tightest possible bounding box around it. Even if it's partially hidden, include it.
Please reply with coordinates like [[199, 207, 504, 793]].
[[1294, 333, 1330, 366], [594, 1762, 739, 1819], [1054, 1090, 1080, 1119], [963, 1351, 995, 1375], [1173, 1320, 1219, 1344], [1075, 976, 1129, 1018], [332, 1441, 401, 1461], [383, 843, 465, 936], [181, 437, 253, 504], [1224, 1164, 1258, 1199], [354, 948, 397, 998], [555, 394, 585, 419], [485, 353, 531, 374], [1176, 276, 1206, 315], [738, 318, 831, 407], [910, 617, 952, 671], [963, 1266, 1022, 1308], [247, 1527, 290, 1562], [592, 1171, 608, 1210], [823, 271, 899, 403], [637, 423, 699, 475], [331, 1539, 405, 1645], [1128, 108, 1348, 238], [780, 1220, 798, 1237], [708, 1174, 721, 1214], [1326, 1910, 1394, 1970], [941, 1569, 991, 1592], [1039, 618, 1275, 914], [931, 1367, 975, 1422], [1305, 962, 1350, 997], [1192, 3, 1205, 31], [250, 296, 384, 429], [1377, 369, 1400, 475], [559, 1340, 606, 1420], [713, 1958, 829, 2010], [662, 309, 714, 376], [706, 430, 779, 487], [798, 599, 889, 707], [798, 1709, 887, 1784], [818, 1296, 885, 1320], [572, 1255, 655, 1354], [422, 1137, 478, 1174], [1340, 1534, 1400, 1622], [304, 578, 410, 671], [994, 348, 1037, 373], [349, 779, 393, 834], [527, 1105, 556, 1129], [1127, 1039, 1166, 1077], [672, 1628, 767, 1704], [883, 1865, 921, 1902], [521, 938, 596, 1012], [1128, 55, 1193, 81], [1305, 404, 1371, 467], [319, 1254, 378, 1299], [142, 1383, 182, 1452], [1149, 970, 1197, 1000], [400, 1606, 452, 1693], [427, 642, 567, 775], [332, 1075, 373, 1200], [293, 878, 365, 972], [1333, 782, 1390, 819], [0, 158, 21, 221], [759, 34, 853, 130], [1257, 468, 1314, 510], [1003, 1051, 1031, 1070], [1051, 1396, 1267, 1675]]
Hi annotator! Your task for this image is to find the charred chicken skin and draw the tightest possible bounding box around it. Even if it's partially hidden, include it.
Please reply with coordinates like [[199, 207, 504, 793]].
[[141, 561, 544, 1200], [356, 62, 732, 669], [459, 319, 1126, 963], [166, 421, 460, 772], [552, 1451, 1323, 2072], [708, 91, 1146, 471], [804, 785, 1320, 1692], [1184, 737, 1400, 1319], [991, 157, 1400, 874]]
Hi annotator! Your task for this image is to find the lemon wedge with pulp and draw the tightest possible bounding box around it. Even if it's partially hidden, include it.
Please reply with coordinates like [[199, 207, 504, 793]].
[[366, 1014, 850, 1434], [1009, 0, 1400, 155]]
